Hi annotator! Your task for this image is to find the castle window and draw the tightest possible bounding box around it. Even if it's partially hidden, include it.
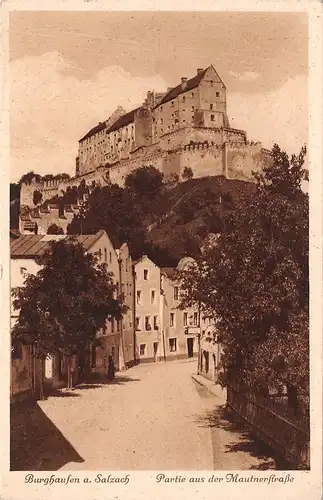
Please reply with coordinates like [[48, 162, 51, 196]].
[[211, 114, 215, 121], [182, 96, 185, 102], [216, 92, 220, 97], [210, 104, 213, 110], [191, 92, 194, 98], [191, 106, 194, 111], [171, 101, 174, 107]]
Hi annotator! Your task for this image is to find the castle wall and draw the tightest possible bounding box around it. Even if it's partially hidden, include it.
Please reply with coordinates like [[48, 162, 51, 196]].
[[226, 143, 267, 181], [134, 108, 153, 148], [179, 145, 224, 179]]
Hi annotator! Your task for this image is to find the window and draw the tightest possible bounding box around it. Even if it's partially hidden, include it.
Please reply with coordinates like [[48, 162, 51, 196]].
[[210, 104, 213, 110], [140, 344, 146, 356], [151, 290, 156, 304], [174, 287, 179, 300], [104, 248, 107, 262], [154, 316, 158, 330], [191, 92, 194, 98], [210, 80, 214, 87], [191, 106, 195, 112], [170, 313, 175, 327], [193, 312, 198, 326], [135, 317, 141, 331], [144, 269, 148, 280], [145, 316, 151, 331], [136, 290, 141, 304], [111, 318, 115, 333], [182, 96, 185, 102], [211, 114, 215, 122], [171, 101, 174, 107], [184, 312, 188, 326], [216, 92, 220, 97], [169, 338, 177, 352], [161, 118, 163, 124]]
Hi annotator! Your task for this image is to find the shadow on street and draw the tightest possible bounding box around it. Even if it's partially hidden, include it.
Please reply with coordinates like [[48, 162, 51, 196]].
[[10, 401, 84, 471], [193, 385, 290, 470], [75, 374, 142, 389]]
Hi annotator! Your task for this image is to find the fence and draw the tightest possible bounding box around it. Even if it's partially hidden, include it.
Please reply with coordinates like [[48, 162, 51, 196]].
[[227, 383, 310, 469]]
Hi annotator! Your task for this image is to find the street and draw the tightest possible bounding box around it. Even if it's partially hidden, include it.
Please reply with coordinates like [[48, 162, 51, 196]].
[[11, 359, 280, 471]]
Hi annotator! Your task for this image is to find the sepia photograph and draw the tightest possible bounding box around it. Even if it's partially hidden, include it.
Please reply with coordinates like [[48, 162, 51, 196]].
[[8, 9, 312, 477]]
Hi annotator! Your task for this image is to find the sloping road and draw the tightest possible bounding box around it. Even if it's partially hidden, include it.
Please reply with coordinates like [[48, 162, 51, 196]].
[[38, 359, 214, 470]]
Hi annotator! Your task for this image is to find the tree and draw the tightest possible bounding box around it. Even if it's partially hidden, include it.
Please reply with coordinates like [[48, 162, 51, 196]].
[[47, 223, 64, 235], [10, 183, 20, 202], [12, 239, 127, 395], [125, 166, 164, 201], [33, 190, 43, 206], [179, 144, 309, 409], [182, 166, 194, 181], [19, 171, 42, 185], [67, 184, 146, 258]]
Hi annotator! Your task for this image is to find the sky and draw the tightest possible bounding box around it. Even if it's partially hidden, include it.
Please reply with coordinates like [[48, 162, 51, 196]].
[[9, 11, 308, 182]]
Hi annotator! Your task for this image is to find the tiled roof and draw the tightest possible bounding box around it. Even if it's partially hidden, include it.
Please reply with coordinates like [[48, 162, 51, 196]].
[[79, 121, 107, 142], [155, 67, 209, 108], [11, 230, 107, 258], [79, 107, 140, 143], [107, 108, 140, 134], [161, 267, 178, 281]]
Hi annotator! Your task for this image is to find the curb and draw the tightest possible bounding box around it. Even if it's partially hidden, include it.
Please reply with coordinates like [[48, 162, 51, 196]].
[[191, 374, 227, 405]]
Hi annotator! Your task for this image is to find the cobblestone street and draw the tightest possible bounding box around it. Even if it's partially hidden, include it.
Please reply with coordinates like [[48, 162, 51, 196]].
[[11, 359, 280, 471]]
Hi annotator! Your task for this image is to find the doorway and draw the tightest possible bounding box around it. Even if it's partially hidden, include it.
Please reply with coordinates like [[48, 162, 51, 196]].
[[153, 342, 159, 362], [187, 337, 194, 358]]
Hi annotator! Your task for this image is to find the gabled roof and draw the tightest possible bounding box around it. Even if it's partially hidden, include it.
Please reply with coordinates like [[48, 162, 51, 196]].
[[79, 121, 107, 142], [155, 67, 209, 108], [161, 267, 178, 281], [107, 107, 140, 134], [133, 254, 159, 269], [79, 107, 140, 143], [10, 230, 110, 258]]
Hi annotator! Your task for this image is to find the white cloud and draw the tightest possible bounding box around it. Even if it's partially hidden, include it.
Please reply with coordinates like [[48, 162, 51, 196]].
[[10, 52, 167, 181], [10, 53, 307, 182], [228, 75, 308, 155]]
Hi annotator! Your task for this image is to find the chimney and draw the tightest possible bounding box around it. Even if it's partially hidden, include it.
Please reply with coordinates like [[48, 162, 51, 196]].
[[197, 68, 204, 75], [181, 77, 188, 90]]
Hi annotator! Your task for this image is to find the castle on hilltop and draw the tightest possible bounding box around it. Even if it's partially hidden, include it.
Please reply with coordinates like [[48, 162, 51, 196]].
[[20, 65, 270, 234]]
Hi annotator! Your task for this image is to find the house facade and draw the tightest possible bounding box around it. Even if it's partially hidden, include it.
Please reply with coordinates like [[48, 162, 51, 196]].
[[134, 256, 164, 363], [10, 231, 136, 399]]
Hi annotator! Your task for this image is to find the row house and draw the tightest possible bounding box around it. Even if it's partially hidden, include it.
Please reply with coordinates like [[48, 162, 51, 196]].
[[10, 230, 136, 401], [134, 255, 221, 378]]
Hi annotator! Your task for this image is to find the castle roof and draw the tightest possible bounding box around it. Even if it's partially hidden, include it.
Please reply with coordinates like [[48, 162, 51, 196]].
[[155, 67, 209, 108], [79, 121, 107, 142], [79, 107, 140, 143], [107, 107, 140, 134]]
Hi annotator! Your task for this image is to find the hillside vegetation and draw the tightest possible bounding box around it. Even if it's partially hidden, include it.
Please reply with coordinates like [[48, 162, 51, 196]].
[[11, 166, 256, 266]]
